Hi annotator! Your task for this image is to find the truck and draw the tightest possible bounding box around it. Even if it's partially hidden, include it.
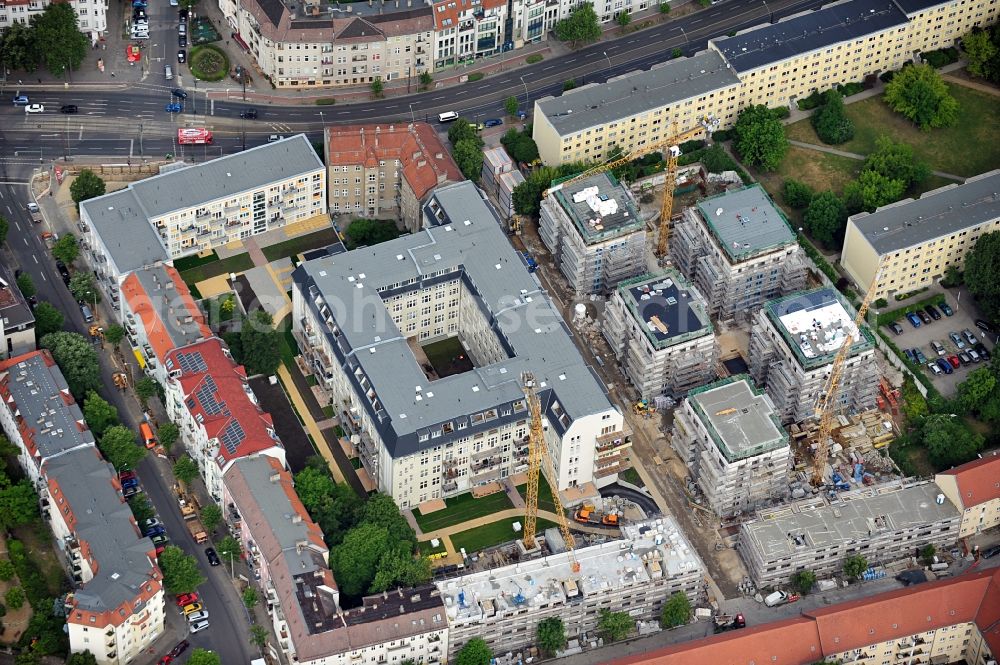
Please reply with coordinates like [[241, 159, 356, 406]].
[[175, 482, 199, 520], [26, 202, 42, 224], [713, 613, 746, 634], [177, 127, 213, 145], [186, 518, 208, 544], [573, 505, 620, 526]]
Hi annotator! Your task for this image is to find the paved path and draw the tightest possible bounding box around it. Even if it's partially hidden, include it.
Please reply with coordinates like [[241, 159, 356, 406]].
[[243, 238, 267, 267], [276, 364, 346, 485], [416, 507, 618, 542], [787, 139, 965, 181], [943, 72, 1000, 96]]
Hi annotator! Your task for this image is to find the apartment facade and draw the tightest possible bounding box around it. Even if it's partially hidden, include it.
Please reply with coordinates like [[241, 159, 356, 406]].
[[670, 376, 790, 518], [163, 338, 285, 502], [738, 480, 961, 587], [0, 0, 107, 42], [841, 169, 1000, 300], [324, 123, 462, 231], [748, 287, 877, 425], [539, 172, 646, 295], [532, 0, 999, 166], [671, 185, 807, 322], [935, 452, 1000, 538], [602, 271, 717, 400], [0, 260, 35, 360], [431, 0, 507, 67], [292, 181, 628, 509]]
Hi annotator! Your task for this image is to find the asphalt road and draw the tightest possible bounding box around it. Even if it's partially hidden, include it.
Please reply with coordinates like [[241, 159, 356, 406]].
[[0, 180, 253, 665]]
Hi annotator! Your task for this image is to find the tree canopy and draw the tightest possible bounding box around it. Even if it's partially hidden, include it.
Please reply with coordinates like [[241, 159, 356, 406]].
[[554, 3, 601, 45], [83, 391, 119, 437], [782, 179, 814, 209], [500, 129, 540, 164], [455, 638, 492, 665], [0, 478, 40, 530], [861, 136, 930, 188], [843, 555, 868, 579], [659, 591, 691, 628], [452, 139, 484, 182], [447, 119, 483, 148], [920, 413, 984, 469], [536, 617, 567, 655], [15, 273, 34, 298], [884, 63, 959, 130], [0, 23, 41, 73], [99, 425, 146, 470], [40, 332, 101, 397], [964, 231, 1000, 324], [103, 324, 125, 347], [51, 234, 80, 266], [159, 546, 206, 595], [200, 504, 223, 533], [173, 456, 199, 485], [598, 609, 634, 641], [70, 169, 107, 208], [843, 169, 906, 214], [802, 191, 848, 247], [67, 651, 98, 665], [732, 104, 788, 171], [791, 570, 817, 595], [240, 310, 281, 376], [158, 422, 180, 451], [505, 96, 520, 117], [69, 272, 100, 305], [344, 218, 401, 249], [34, 302, 64, 338], [217, 535, 242, 563], [30, 3, 88, 78], [512, 167, 560, 217], [811, 89, 855, 145], [963, 25, 1000, 82], [186, 649, 221, 665], [294, 465, 362, 546]]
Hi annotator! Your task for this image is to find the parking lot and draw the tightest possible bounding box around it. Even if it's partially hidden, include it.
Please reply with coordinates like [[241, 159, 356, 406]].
[[880, 292, 995, 396]]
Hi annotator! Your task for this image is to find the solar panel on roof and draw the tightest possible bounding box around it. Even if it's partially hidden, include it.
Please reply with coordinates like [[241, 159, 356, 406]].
[[219, 419, 246, 455], [177, 351, 207, 374], [196, 375, 226, 416]]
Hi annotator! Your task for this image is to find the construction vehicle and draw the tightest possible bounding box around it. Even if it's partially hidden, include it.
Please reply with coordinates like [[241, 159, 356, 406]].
[[713, 613, 746, 634], [112, 372, 128, 389], [175, 482, 199, 520], [186, 517, 208, 544], [574, 504, 621, 526], [542, 115, 719, 258], [88, 325, 104, 339], [810, 267, 883, 486]]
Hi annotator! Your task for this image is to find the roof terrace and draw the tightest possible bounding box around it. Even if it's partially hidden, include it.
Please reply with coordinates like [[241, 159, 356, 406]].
[[765, 288, 873, 370], [618, 272, 712, 350], [551, 173, 643, 245]]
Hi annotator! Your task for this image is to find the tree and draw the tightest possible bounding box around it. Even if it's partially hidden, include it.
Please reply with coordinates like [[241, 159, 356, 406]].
[[660, 1, 670, 12], [963, 27, 999, 81], [186, 649, 220, 665], [217, 535, 242, 564], [419, 71, 433, 90], [941, 265, 963, 288], [128, 493, 156, 525], [447, 119, 483, 148], [920, 544, 937, 565], [51, 234, 80, 266], [33, 302, 64, 338], [598, 609, 634, 642], [99, 425, 146, 470], [505, 95, 520, 117], [294, 466, 338, 512], [102, 324, 124, 348], [811, 89, 855, 144], [861, 136, 930, 189], [920, 413, 984, 469], [249, 624, 269, 652], [783, 179, 814, 209], [135, 377, 159, 407], [843, 555, 868, 579], [958, 367, 997, 414], [242, 586, 259, 609], [158, 422, 180, 452], [500, 128, 539, 164], [536, 617, 566, 655], [884, 63, 959, 130], [617, 10, 631, 28], [67, 653, 98, 665], [200, 504, 222, 533], [659, 591, 691, 628], [0, 480, 39, 529], [240, 309, 281, 376], [964, 231, 1000, 323], [40, 332, 100, 397], [69, 272, 101, 306], [15, 273, 33, 299], [452, 139, 484, 182], [842, 170, 906, 214], [173, 456, 199, 485], [732, 105, 788, 171], [344, 219, 400, 248], [791, 569, 817, 595], [69, 169, 106, 208], [4, 587, 24, 610], [0, 559, 15, 582], [802, 191, 848, 247], [159, 546, 206, 595], [83, 391, 118, 438], [0, 22, 41, 73], [30, 3, 88, 78], [455, 638, 492, 665], [512, 166, 559, 216], [554, 3, 601, 46], [370, 76, 384, 98], [332, 519, 427, 598]]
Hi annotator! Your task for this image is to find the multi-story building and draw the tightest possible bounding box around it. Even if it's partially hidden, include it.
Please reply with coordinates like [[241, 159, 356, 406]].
[[670, 375, 790, 519], [221, 0, 433, 89], [671, 185, 807, 322], [738, 480, 961, 587], [0, 0, 107, 42], [935, 451, 1000, 538], [539, 172, 646, 295], [608, 567, 1000, 665], [121, 265, 210, 383], [0, 260, 35, 359], [748, 287, 877, 425], [841, 169, 1000, 300], [324, 123, 462, 231], [431, 0, 508, 67], [532, 0, 999, 166], [602, 271, 717, 400], [223, 455, 448, 665], [163, 337, 285, 501], [439, 517, 704, 657], [81, 135, 326, 285], [293, 181, 628, 509]]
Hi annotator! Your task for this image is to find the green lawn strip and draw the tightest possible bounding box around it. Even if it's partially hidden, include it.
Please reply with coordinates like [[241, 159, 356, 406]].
[[422, 336, 466, 374], [179, 252, 254, 285], [277, 317, 300, 368], [419, 540, 448, 556], [451, 517, 558, 554], [413, 490, 515, 532], [173, 250, 219, 272], [515, 474, 557, 514], [262, 228, 340, 262]]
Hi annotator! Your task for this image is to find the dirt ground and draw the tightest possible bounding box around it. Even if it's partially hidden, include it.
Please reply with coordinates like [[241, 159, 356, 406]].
[[0, 535, 33, 645]]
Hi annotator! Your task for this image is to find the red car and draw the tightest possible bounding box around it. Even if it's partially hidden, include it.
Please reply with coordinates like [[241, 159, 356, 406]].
[[155, 545, 166, 556], [120, 470, 136, 481], [947, 355, 961, 368], [175, 593, 198, 607], [157, 657, 173, 665]]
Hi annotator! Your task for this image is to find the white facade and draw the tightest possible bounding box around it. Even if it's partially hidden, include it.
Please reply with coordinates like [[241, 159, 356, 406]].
[[0, 0, 107, 41]]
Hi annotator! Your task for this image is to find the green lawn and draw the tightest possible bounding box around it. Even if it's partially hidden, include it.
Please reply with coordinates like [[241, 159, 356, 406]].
[[419, 539, 448, 557], [179, 253, 254, 286], [515, 474, 556, 514], [204, 294, 238, 327], [451, 517, 558, 554], [262, 228, 340, 262], [173, 250, 219, 272], [422, 336, 473, 377], [784, 83, 1000, 177], [413, 489, 514, 533], [755, 145, 860, 204], [277, 316, 300, 368]]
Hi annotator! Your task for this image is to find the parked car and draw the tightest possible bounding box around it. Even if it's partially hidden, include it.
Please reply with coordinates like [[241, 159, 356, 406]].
[[205, 547, 220, 566], [240, 108, 258, 119], [181, 603, 202, 616], [936, 358, 953, 375], [176, 593, 198, 607], [973, 342, 991, 360], [178, 50, 186, 63], [967, 348, 980, 363], [975, 319, 994, 334], [25, 104, 45, 114], [120, 470, 136, 481], [144, 517, 161, 528], [982, 545, 1000, 559], [268, 134, 285, 142], [121, 477, 139, 489], [123, 486, 141, 498], [169, 641, 190, 658], [178, 34, 187, 47], [924, 305, 941, 320], [483, 118, 503, 128], [186, 610, 209, 623], [144, 525, 165, 537], [165, 102, 182, 113], [889, 322, 904, 335], [60, 104, 78, 114], [927, 361, 942, 375], [962, 328, 978, 346], [151, 534, 169, 545], [957, 351, 972, 365], [947, 354, 961, 368], [906, 312, 922, 328], [917, 310, 932, 325], [179, 8, 189, 20], [904, 348, 917, 363], [171, 88, 188, 99], [930, 340, 946, 356], [949, 331, 966, 349], [939, 302, 954, 316], [913, 348, 927, 364], [189, 619, 209, 634]]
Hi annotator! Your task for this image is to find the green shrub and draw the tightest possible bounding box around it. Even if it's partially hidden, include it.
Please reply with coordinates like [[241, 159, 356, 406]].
[[678, 139, 705, 153], [797, 89, 824, 110], [671, 47, 682, 58], [189, 45, 229, 82], [812, 89, 855, 144], [876, 293, 943, 327], [468, 72, 484, 82], [711, 128, 731, 142], [893, 287, 930, 302], [770, 105, 791, 119], [835, 81, 865, 97], [783, 179, 814, 209], [315, 98, 336, 105], [921, 47, 959, 68], [526, 54, 543, 64], [659, 2, 670, 12]]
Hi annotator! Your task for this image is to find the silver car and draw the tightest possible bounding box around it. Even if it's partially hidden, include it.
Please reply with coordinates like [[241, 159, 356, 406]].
[[189, 619, 209, 633]]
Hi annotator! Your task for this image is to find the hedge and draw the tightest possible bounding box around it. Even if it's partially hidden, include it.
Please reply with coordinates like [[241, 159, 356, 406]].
[[797, 233, 839, 283], [7, 540, 50, 609], [921, 47, 959, 68], [835, 81, 864, 97], [876, 293, 945, 327]]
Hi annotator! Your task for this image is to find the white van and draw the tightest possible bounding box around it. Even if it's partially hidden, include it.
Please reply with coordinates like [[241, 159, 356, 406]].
[[437, 111, 459, 123], [80, 304, 94, 323], [165, 64, 173, 80]]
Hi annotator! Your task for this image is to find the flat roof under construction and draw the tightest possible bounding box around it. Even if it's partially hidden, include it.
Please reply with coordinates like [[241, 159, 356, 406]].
[[619, 272, 712, 349], [766, 288, 872, 370], [695, 185, 796, 263], [688, 376, 787, 462], [551, 172, 643, 245]]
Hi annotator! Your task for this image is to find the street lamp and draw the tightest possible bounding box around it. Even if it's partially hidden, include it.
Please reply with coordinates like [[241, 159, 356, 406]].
[[409, 103, 416, 125], [520, 75, 529, 108], [603, 50, 612, 72]]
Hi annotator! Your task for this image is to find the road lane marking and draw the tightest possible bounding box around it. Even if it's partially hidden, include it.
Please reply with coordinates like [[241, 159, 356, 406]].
[[40, 272, 46, 282], [33, 255, 38, 264]]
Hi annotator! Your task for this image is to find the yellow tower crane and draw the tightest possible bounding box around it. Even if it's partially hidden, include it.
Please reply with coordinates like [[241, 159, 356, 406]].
[[811, 267, 884, 485], [543, 116, 719, 258]]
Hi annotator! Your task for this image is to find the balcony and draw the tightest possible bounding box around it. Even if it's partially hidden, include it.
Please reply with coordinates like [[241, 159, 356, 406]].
[[443, 480, 458, 493]]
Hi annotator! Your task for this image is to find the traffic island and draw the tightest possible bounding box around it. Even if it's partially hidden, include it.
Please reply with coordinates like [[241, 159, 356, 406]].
[[190, 44, 229, 82]]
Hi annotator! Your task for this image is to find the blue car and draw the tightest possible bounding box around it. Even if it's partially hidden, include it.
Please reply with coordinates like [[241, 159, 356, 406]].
[[936, 358, 953, 375], [145, 525, 166, 537], [122, 476, 139, 488], [906, 312, 922, 328], [132, 0, 147, 7], [165, 102, 182, 113]]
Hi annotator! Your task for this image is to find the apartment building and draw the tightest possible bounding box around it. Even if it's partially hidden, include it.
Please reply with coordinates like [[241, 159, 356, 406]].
[[223, 456, 448, 665], [324, 123, 462, 231], [748, 287, 877, 425], [121, 265, 211, 383], [738, 480, 961, 587], [671, 185, 807, 322], [533, 0, 999, 166], [163, 337, 285, 501], [48, 448, 166, 665], [602, 271, 717, 400], [539, 172, 646, 295], [439, 517, 704, 657], [608, 567, 1000, 665], [935, 452, 1000, 538], [841, 169, 1000, 300], [670, 376, 790, 519], [292, 181, 628, 509], [0, 0, 107, 42], [82, 136, 326, 285], [431, 0, 507, 67], [0, 261, 35, 359]]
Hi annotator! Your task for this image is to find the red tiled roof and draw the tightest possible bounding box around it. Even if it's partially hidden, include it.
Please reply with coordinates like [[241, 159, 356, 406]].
[[937, 451, 1000, 509], [122, 267, 211, 364]]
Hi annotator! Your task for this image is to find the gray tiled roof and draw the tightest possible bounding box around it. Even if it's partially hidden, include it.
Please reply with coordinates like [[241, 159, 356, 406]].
[[80, 189, 169, 276], [710, 0, 907, 73], [848, 170, 1000, 255], [536, 51, 740, 138], [0, 261, 35, 329], [45, 447, 157, 613]]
